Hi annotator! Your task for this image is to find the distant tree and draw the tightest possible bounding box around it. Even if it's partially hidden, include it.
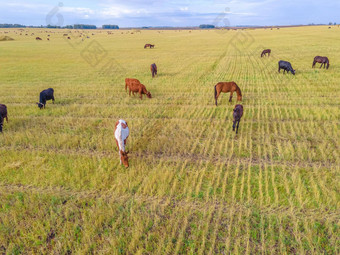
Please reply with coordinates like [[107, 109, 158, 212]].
[[47, 24, 61, 28], [329, 22, 333, 25], [74, 24, 96, 29], [64, 25, 74, 29], [0, 23, 25, 28], [334, 22, 337, 25], [199, 24, 215, 29], [102, 25, 119, 29]]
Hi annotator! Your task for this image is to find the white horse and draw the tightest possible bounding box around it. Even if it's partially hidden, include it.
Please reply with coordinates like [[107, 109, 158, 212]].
[[114, 119, 130, 167]]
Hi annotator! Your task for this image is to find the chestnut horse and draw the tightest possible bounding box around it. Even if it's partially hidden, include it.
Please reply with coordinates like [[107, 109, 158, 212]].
[[214, 82, 242, 106], [114, 119, 130, 168], [261, 49, 271, 57], [312, 56, 330, 69], [125, 78, 152, 99], [233, 104, 243, 134]]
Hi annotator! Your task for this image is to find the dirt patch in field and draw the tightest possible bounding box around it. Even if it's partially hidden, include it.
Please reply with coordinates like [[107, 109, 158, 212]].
[[0, 36, 14, 41]]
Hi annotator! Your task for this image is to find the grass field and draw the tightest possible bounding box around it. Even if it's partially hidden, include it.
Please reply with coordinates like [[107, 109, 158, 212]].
[[0, 26, 339, 254]]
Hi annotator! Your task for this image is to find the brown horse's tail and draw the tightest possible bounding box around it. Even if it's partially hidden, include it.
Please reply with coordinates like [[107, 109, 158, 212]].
[[214, 85, 217, 106]]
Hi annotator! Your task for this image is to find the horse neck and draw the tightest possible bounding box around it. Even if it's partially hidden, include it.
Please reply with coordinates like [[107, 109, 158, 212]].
[[116, 125, 126, 152], [235, 85, 242, 96]]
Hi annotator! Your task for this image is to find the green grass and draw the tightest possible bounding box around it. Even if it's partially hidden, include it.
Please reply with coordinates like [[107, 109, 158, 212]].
[[0, 26, 339, 254]]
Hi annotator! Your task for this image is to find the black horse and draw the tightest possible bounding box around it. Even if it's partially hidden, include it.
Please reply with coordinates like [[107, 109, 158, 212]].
[[150, 63, 157, 78], [37, 88, 55, 109], [233, 104, 243, 134], [278, 60, 295, 75], [0, 104, 8, 132]]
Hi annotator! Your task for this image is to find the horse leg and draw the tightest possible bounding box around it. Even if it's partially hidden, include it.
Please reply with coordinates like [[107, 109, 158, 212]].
[[129, 88, 131, 96], [319, 63, 322, 69], [5, 116, 8, 122], [215, 89, 220, 106], [236, 120, 240, 134], [229, 91, 233, 102], [278, 67, 280, 73], [139, 89, 143, 100], [0, 116, 3, 133], [52, 96, 55, 104]]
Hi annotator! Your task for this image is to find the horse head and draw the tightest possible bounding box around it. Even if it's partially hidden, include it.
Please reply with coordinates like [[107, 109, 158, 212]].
[[36, 102, 44, 109], [146, 92, 152, 98], [120, 150, 129, 168]]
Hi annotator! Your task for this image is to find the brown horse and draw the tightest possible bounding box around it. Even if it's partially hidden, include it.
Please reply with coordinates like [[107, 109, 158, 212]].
[[312, 56, 330, 69], [125, 78, 152, 99], [261, 49, 271, 57], [214, 82, 242, 106]]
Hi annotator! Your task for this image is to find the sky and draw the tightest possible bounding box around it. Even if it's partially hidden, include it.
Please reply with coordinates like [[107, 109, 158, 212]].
[[0, 0, 339, 27]]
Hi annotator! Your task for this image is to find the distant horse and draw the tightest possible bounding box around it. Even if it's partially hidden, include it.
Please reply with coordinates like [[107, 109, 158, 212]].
[[36, 37, 42, 40], [214, 82, 242, 106], [150, 63, 157, 78], [144, 44, 154, 49], [312, 56, 330, 69], [232, 105, 243, 134], [261, 49, 271, 57]]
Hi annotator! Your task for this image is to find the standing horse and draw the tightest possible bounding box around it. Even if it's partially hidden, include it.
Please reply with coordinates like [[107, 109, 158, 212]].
[[312, 56, 330, 69], [232, 105, 243, 134], [114, 119, 130, 168], [261, 49, 271, 57], [150, 63, 157, 78], [214, 82, 242, 106]]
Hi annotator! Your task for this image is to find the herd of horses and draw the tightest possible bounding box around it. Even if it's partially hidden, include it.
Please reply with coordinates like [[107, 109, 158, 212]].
[[0, 42, 332, 168]]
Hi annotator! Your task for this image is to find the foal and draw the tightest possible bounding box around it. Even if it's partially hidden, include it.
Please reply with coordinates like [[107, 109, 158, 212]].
[[232, 105, 243, 134]]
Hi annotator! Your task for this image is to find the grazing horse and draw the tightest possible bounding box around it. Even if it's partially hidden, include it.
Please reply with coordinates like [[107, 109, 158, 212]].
[[0, 104, 8, 133], [232, 104, 243, 134], [150, 63, 157, 78], [278, 60, 295, 75], [312, 56, 330, 69], [144, 44, 154, 49], [261, 49, 271, 57], [214, 82, 242, 106], [125, 78, 152, 99], [37, 88, 55, 109], [36, 37, 42, 40], [114, 119, 130, 168]]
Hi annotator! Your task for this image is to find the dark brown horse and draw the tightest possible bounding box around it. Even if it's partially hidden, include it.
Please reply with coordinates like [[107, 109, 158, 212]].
[[312, 56, 330, 69], [233, 104, 243, 134], [144, 44, 154, 49], [214, 82, 242, 106], [261, 49, 271, 57], [150, 63, 157, 78]]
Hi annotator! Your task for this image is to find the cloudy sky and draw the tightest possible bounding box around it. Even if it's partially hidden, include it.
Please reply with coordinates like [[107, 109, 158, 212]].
[[0, 0, 339, 27]]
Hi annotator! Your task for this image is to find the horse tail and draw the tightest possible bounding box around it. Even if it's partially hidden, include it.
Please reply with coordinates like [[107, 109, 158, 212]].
[[214, 85, 217, 106], [327, 60, 330, 69]]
